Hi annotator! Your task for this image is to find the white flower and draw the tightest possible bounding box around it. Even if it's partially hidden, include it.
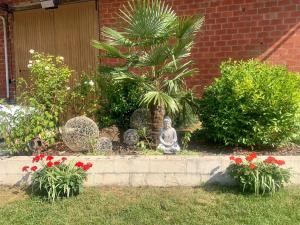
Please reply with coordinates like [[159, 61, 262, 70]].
[[59, 56, 64, 61], [84, 81, 88, 84], [27, 64, 32, 68], [66, 86, 71, 90], [45, 66, 50, 70], [28, 60, 33, 64], [89, 80, 94, 86], [29, 49, 35, 54]]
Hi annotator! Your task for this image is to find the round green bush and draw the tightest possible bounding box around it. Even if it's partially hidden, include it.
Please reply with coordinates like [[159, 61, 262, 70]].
[[198, 60, 300, 147]]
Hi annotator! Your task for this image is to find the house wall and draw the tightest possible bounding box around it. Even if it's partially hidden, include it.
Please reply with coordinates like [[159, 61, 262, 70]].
[[0, 0, 300, 99]]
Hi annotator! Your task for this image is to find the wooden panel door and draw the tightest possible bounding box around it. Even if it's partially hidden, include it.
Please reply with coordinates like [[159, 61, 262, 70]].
[[14, 1, 98, 95]]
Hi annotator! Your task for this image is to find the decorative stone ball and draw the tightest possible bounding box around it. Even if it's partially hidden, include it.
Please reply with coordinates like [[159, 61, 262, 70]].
[[130, 108, 151, 129], [96, 137, 112, 152], [61, 116, 99, 152], [123, 129, 139, 146]]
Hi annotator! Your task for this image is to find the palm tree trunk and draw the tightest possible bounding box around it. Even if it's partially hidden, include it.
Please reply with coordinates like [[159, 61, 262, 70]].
[[150, 105, 165, 146]]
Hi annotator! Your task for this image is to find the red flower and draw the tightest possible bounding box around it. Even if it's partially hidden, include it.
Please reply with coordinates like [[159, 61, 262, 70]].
[[229, 156, 235, 160], [31, 166, 38, 172], [61, 157, 67, 161], [82, 162, 93, 171], [39, 154, 45, 159], [46, 155, 54, 161], [249, 163, 256, 170], [75, 161, 84, 168], [234, 158, 243, 164], [32, 155, 40, 163], [22, 166, 29, 172], [246, 152, 257, 162], [276, 160, 285, 166], [47, 161, 54, 168], [264, 156, 276, 164], [54, 161, 60, 166]]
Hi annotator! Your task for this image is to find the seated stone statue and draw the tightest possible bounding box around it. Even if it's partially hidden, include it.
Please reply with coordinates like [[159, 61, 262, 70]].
[[157, 116, 180, 154]]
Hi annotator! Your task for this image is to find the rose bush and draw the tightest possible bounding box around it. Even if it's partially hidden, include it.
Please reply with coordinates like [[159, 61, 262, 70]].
[[22, 155, 92, 202], [227, 152, 291, 195]]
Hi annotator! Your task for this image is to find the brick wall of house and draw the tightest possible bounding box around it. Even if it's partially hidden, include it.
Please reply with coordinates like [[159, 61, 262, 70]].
[[1, 0, 300, 99]]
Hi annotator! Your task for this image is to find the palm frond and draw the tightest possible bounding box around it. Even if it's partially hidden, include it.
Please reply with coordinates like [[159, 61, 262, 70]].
[[118, 0, 177, 46], [140, 91, 179, 113], [176, 15, 204, 39], [138, 44, 172, 67], [102, 27, 134, 47], [91, 40, 126, 58]]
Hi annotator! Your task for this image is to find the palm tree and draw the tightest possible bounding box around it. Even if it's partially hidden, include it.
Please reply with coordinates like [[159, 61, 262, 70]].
[[92, 0, 204, 145]]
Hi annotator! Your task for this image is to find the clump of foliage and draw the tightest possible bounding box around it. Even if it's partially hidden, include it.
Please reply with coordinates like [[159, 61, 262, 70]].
[[227, 153, 291, 195], [22, 154, 92, 202], [96, 73, 145, 129], [0, 51, 72, 153], [68, 73, 99, 118], [92, 0, 203, 143], [199, 60, 300, 147]]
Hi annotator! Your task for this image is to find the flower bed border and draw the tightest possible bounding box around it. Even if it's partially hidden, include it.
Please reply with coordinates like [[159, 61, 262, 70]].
[[0, 155, 299, 187]]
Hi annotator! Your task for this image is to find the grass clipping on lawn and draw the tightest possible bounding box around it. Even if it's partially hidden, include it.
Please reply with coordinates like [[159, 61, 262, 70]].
[[0, 185, 299, 225]]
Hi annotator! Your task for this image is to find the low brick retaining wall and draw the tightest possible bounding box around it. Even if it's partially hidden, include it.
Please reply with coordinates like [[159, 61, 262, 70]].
[[0, 156, 299, 186]]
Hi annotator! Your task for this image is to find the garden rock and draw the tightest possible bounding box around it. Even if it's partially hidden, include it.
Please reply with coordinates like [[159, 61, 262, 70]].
[[99, 125, 120, 142], [123, 129, 139, 146], [130, 108, 151, 129], [61, 116, 99, 152], [96, 137, 112, 152]]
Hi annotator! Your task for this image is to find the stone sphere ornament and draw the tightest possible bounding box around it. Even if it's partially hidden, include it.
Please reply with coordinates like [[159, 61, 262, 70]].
[[130, 108, 151, 129], [61, 116, 99, 152], [96, 137, 113, 152], [123, 129, 139, 146]]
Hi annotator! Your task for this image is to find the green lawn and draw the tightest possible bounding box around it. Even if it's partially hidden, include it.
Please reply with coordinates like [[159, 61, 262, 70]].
[[0, 185, 299, 225]]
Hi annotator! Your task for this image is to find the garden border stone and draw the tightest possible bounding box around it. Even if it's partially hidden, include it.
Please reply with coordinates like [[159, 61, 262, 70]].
[[0, 155, 299, 186]]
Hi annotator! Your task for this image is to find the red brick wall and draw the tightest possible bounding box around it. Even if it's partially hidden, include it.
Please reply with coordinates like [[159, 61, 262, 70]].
[[1, 0, 300, 99]]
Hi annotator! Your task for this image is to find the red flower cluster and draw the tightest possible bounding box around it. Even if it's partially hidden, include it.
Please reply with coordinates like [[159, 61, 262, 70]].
[[229, 156, 243, 164], [22, 155, 70, 172], [75, 161, 93, 171], [246, 152, 257, 162], [264, 156, 285, 166]]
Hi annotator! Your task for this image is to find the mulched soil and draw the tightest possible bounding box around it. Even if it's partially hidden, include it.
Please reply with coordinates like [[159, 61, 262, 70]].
[[32, 139, 300, 156]]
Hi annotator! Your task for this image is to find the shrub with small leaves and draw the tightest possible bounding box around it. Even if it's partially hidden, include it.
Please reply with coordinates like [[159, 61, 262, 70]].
[[0, 50, 72, 153], [227, 153, 291, 195], [22, 154, 92, 202], [199, 60, 300, 147]]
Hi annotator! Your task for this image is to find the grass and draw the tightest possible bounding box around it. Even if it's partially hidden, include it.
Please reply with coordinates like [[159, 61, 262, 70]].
[[0, 185, 299, 225]]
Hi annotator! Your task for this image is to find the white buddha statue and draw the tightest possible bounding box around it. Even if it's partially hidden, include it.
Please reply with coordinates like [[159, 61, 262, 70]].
[[157, 116, 180, 154]]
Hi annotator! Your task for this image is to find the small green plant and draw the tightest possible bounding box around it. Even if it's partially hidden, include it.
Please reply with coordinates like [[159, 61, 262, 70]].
[[68, 72, 99, 118], [199, 60, 300, 147], [22, 154, 92, 202], [96, 73, 144, 129], [137, 127, 152, 150], [0, 51, 72, 153], [227, 153, 291, 195], [181, 131, 192, 150]]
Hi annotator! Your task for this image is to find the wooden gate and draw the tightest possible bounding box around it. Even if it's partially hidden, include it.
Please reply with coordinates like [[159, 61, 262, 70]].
[[14, 1, 98, 96]]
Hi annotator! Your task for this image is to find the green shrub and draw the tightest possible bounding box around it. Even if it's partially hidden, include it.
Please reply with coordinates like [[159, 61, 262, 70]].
[[199, 60, 300, 147], [22, 154, 92, 202], [0, 51, 72, 153], [227, 153, 291, 195], [96, 73, 145, 129]]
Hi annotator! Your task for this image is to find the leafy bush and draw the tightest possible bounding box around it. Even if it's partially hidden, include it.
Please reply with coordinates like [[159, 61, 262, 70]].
[[68, 73, 99, 118], [96, 73, 144, 129], [22, 154, 92, 202], [0, 51, 72, 153], [227, 153, 291, 195], [199, 60, 300, 147]]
